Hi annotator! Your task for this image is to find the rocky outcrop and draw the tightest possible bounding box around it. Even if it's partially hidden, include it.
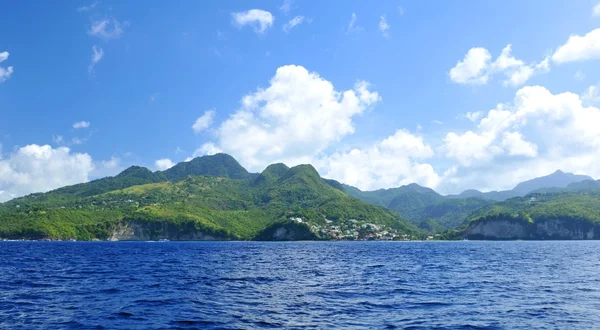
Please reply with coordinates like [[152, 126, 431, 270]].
[[109, 221, 228, 241], [253, 221, 319, 241], [466, 218, 600, 240]]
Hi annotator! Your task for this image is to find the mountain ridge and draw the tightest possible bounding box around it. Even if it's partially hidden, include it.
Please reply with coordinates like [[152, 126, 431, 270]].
[[0, 155, 420, 241]]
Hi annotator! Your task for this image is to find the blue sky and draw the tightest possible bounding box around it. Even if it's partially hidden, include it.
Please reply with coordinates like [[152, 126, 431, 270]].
[[2, 0, 600, 201]]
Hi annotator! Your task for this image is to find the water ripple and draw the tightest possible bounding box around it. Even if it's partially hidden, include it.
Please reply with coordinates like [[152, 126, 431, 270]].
[[1, 241, 600, 329]]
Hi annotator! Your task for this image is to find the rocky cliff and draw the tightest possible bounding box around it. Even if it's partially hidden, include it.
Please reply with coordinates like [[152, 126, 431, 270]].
[[109, 221, 229, 241], [466, 218, 600, 240]]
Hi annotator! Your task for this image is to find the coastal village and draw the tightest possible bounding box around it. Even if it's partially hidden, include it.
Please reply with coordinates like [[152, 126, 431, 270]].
[[289, 217, 425, 241]]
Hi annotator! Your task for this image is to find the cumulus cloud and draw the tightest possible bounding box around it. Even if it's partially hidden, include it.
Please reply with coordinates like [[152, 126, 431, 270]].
[[449, 45, 549, 87], [378, 16, 390, 37], [315, 130, 442, 190], [552, 29, 600, 64], [501, 131, 538, 157], [595, 3, 600, 16], [439, 85, 600, 192], [283, 15, 304, 32], [232, 9, 274, 34], [155, 158, 175, 171], [73, 121, 90, 129], [0, 51, 14, 83], [205, 65, 379, 171], [582, 85, 600, 105], [192, 110, 216, 133], [88, 18, 124, 39], [449, 48, 492, 84], [0, 145, 94, 202], [88, 45, 103, 73]]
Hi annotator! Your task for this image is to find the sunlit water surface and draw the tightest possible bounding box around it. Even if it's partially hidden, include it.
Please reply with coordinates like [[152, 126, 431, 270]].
[[1, 241, 600, 329]]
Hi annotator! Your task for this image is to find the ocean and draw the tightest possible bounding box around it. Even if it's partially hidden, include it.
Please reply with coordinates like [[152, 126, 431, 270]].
[[1, 241, 600, 329]]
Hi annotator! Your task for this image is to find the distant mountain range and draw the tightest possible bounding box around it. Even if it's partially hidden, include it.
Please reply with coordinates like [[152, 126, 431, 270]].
[[344, 169, 599, 231], [1, 153, 599, 241], [446, 170, 594, 201]]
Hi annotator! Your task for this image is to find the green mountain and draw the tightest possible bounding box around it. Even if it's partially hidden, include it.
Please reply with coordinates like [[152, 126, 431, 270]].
[[463, 191, 600, 240], [447, 189, 518, 202], [0, 156, 420, 241], [6, 165, 166, 208], [343, 184, 491, 230], [448, 170, 593, 201], [161, 153, 253, 181], [530, 179, 600, 194]]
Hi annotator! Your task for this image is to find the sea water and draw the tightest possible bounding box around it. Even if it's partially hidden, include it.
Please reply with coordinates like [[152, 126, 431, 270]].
[[1, 241, 600, 329]]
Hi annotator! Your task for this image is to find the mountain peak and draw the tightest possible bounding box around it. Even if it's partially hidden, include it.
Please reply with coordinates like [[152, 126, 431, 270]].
[[283, 164, 320, 179], [117, 166, 155, 178], [253, 163, 290, 185], [162, 153, 251, 181], [513, 170, 593, 195]]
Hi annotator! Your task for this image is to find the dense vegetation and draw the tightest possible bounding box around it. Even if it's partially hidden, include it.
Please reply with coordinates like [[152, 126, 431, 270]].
[[0, 155, 420, 240], [344, 184, 492, 230], [467, 192, 600, 225], [2, 152, 599, 241]]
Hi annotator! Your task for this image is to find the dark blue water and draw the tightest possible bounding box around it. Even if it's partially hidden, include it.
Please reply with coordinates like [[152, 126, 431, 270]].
[[1, 241, 600, 329]]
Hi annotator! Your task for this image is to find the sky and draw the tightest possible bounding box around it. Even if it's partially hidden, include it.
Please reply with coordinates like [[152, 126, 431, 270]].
[[2, 0, 600, 201]]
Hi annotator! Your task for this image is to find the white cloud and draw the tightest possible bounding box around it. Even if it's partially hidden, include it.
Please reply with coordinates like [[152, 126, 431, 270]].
[[0, 145, 94, 202], [192, 110, 216, 134], [443, 130, 500, 166], [465, 111, 483, 122], [90, 156, 123, 180], [283, 15, 304, 32], [77, 1, 99, 13], [232, 9, 274, 34], [88, 45, 103, 73], [439, 85, 600, 192], [207, 65, 380, 171], [594, 3, 600, 16], [102, 156, 120, 169], [449, 45, 548, 87], [378, 16, 390, 37], [186, 142, 222, 161], [552, 29, 600, 64], [0, 51, 14, 84], [449, 47, 492, 84], [348, 13, 363, 33], [315, 130, 442, 190], [88, 18, 124, 39], [73, 121, 91, 129], [501, 131, 538, 157], [155, 158, 175, 171], [53, 135, 65, 145], [280, 0, 294, 14], [582, 85, 600, 105]]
